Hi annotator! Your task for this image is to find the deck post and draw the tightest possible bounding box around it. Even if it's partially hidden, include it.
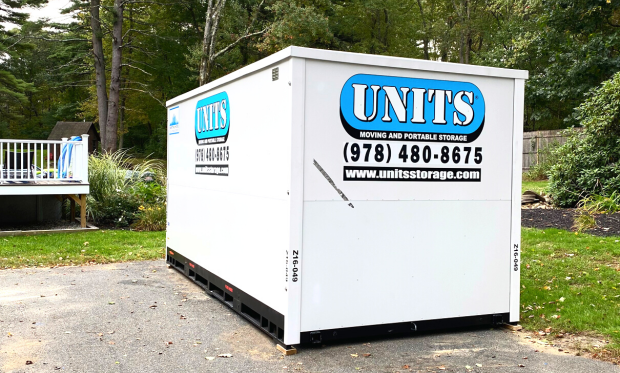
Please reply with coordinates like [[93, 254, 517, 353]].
[[80, 194, 86, 228], [70, 198, 76, 222]]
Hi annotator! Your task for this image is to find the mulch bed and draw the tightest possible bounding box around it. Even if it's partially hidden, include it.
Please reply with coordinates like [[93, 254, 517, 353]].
[[522, 208, 620, 237]]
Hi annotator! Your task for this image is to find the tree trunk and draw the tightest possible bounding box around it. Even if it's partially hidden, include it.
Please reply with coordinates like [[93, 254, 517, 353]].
[[104, 0, 124, 153], [119, 96, 125, 150], [90, 0, 108, 151], [199, 0, 216, 86]]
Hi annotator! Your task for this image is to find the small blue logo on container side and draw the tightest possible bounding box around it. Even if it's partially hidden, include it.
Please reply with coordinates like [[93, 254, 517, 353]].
[[168, 106, 180, 135], [340, 74, 485, 142], [195, 91, 230, 145]]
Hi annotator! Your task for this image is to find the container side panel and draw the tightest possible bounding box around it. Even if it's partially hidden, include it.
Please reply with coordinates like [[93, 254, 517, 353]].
[[166, 60, 293, 315], [510, 79, 525, 322], [300, 200, 511, 331], [301, 59, 515, 331]]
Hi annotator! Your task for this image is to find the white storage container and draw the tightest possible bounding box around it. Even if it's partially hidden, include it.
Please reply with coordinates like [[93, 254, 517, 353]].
[[166, 47, 528, 346]]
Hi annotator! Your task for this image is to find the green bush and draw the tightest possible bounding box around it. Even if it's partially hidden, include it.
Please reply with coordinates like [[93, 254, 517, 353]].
[[131, 181, 167, 231], [87, 151, 165, 228], [548, 72, 620, 207], [133, 203, 166, 231], [578, 192, 620, 215]]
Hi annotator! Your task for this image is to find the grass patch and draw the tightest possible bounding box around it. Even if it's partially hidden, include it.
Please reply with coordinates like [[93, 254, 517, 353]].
[[0, 230, 165, 269], [521, 227, 620, 352], [522, 180, 549, 195]]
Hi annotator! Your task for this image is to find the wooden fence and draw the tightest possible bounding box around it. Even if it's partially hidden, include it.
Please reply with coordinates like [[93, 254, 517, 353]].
[[522, 129, 580, 172]]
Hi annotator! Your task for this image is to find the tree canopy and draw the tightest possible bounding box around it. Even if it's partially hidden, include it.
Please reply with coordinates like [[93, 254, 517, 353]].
[[0, 0, 619, 154]]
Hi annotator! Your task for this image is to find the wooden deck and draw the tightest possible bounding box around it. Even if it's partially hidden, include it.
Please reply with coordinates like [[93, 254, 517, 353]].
[[0, 180, 84, 186]]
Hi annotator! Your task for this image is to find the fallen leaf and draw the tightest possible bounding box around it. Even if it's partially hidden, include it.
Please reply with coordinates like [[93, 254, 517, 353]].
[[362, 353, 371, 357], [476, 363, 482, 367], [402, 365, 410, 369], [350, 354, 358, 358], [108, 301, 115, 305]]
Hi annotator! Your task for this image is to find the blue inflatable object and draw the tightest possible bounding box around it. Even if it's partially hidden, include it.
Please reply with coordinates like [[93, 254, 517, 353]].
[[57, 136, 81, 179]]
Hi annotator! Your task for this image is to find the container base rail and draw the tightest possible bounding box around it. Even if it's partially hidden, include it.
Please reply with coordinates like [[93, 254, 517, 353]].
[[167, 248, 510, 346]]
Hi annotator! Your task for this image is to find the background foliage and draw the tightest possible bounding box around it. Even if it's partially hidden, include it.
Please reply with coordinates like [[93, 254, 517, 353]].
[[1, 0, 620, 152], [548, 71, 620, 207]]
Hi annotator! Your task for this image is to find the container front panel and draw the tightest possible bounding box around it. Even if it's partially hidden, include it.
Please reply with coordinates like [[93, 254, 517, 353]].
[[300, 59, 515, 331], [166, 60, 293, 316]]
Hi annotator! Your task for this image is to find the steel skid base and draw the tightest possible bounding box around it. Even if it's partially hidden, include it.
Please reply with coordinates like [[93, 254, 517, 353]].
[[166, 248, 288, 345], [167, 247, 510, 346]]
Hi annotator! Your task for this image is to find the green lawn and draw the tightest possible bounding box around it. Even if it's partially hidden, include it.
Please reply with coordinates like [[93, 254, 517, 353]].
[[522, 180, 549, 194], [521, 227, 620, 354], [0, 230, 165, 269]]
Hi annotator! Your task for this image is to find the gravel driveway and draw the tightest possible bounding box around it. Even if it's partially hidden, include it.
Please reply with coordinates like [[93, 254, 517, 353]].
[[1, 260, 617, 373]]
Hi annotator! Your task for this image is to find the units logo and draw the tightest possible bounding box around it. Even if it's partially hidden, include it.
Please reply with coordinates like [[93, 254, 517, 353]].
[[168, 106, 180, 136], [340, 74, 485, 143], [195, 91, 230, 145]]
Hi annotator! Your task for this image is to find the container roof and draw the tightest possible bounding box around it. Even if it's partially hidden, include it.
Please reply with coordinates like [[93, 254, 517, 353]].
[[167, 46, 529, 107]]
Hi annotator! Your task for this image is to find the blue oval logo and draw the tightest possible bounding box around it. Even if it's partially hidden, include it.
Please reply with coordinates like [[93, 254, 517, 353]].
[[340, 74, 485, 142], [195, 91, 230, 145]]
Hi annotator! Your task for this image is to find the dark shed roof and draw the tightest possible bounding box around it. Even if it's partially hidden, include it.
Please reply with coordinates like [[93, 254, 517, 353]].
[[48, 122, 101, 141]]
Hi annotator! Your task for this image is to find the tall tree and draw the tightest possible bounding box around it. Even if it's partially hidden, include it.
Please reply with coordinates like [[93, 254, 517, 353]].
[[89, 0, 108, 149], [0, 0, 45, 121], [199, 0, 267, 85]]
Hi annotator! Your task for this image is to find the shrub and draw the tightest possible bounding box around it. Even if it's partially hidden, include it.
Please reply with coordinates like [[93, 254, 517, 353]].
[[87, 151, 165, 227], [578, 192, 620, 215], [548, 72, 620, 207], [572, 212, 596, 233], [133, 203, 166, 231]]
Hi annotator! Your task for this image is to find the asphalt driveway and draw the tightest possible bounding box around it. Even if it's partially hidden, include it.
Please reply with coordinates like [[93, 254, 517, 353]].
[[1, 260, 617, 373]]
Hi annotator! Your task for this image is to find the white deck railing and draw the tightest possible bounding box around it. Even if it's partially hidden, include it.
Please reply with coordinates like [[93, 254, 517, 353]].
[[0, 135, 89, 183]]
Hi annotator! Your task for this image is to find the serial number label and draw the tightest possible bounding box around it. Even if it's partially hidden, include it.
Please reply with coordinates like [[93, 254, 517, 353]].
[[291, 250, 299, 283], [513, 244, 519, 271], [196, 146, 229, 163], [343, 142, 482, 166]]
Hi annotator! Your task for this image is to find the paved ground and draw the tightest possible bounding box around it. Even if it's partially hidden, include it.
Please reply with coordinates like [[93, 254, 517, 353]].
[[1, 261, 618, 373]]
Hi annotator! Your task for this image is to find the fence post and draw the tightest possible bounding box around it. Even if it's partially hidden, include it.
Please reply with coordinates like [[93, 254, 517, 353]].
[[82, 134, 89, 183]]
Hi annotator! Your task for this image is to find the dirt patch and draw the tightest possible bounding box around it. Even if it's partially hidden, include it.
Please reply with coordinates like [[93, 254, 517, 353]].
[[521, 208, 620, 237], [217, 324, 279, 361], [0, 337, 44, 372], [515, 329, 620, 365]]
